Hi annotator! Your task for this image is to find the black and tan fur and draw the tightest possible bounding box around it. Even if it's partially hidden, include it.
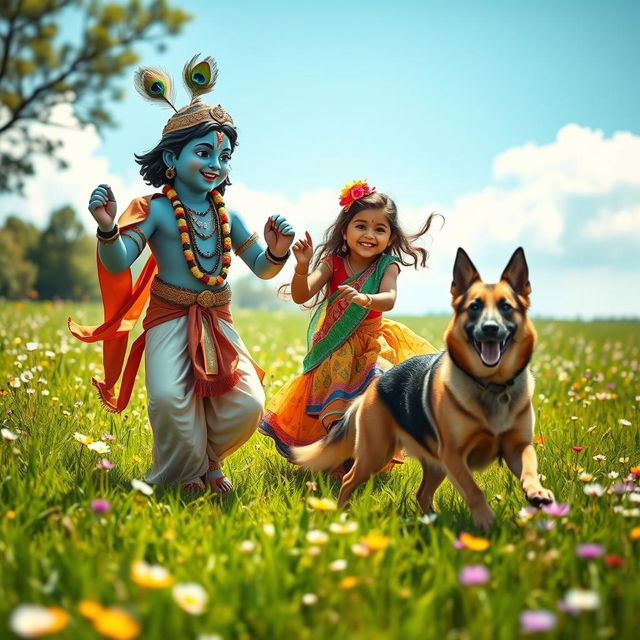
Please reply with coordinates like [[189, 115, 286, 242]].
[[292, 247, 554, 530]]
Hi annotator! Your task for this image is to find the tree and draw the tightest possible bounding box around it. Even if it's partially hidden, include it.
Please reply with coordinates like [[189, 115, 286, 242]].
[[0, 217, 39, 299], [0, 0, 190, 193]]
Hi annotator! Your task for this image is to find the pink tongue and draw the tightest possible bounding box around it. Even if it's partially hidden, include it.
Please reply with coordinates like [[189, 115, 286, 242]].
[[480, 341, 501, 366]]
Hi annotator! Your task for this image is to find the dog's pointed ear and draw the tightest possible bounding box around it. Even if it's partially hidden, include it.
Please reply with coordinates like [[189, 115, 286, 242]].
[[501, 247, 531, 297], [451, 248, 481, 298]]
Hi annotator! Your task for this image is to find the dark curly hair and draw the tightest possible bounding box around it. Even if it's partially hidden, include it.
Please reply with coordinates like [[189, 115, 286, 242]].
[[134, 121, 238, 193]]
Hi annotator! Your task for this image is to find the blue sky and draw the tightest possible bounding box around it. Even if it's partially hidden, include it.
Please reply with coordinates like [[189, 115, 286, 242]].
[[1, 0, 639, 317]]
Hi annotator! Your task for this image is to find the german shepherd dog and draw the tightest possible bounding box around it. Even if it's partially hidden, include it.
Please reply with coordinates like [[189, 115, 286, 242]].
[[292, 247, 554, 529]]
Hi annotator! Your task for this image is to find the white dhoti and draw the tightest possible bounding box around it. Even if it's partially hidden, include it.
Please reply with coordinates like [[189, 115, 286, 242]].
[[144, 315, 264, 485]]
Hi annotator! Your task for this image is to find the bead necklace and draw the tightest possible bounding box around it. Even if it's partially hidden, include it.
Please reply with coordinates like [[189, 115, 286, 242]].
[[163, 185, 232, 286]]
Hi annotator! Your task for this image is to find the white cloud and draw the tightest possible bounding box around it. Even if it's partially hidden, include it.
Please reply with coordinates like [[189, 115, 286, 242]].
[[1, 119, 638, 318]]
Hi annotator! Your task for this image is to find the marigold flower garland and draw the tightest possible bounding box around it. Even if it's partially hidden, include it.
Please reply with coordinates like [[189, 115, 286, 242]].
[[163, 184, 232, 286]]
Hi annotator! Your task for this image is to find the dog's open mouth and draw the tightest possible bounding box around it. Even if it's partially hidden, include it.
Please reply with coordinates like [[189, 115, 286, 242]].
[[474, 336, 512, 367]]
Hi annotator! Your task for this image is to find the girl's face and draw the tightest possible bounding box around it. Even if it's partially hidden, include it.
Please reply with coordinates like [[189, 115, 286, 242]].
[[343, 208, 393, 261], [167, 130, 232, 195]]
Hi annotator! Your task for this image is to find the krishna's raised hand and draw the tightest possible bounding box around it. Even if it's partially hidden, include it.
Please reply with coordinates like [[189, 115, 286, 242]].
[[88, 184, 117, 230], [264, 214, 294, 258]]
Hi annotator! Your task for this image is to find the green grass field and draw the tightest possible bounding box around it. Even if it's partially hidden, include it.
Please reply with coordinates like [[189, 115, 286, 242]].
[[1, 302, 639, 639]]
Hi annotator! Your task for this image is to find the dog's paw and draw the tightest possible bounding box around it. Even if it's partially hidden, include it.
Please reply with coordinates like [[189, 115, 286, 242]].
[[471, 505, 495, 531], [524, 485, 554, 507]]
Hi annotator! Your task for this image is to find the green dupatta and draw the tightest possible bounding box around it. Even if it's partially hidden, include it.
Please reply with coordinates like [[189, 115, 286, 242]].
[[302, 254, 399, 373]]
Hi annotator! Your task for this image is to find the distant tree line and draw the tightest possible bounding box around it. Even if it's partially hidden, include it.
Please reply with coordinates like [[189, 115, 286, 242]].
[[0, 206, 99, 300]]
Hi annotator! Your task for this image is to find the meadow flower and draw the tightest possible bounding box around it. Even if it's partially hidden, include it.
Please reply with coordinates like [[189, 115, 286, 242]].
[[576, 543, 605, 559], [239, 540, 256, 553], [172, 583, 208, 615], [307, 497, 337, 511], [88, 441, 111, 455], [629, 526, 640, 540], [91, 607, 140, 640], [329, 521, 358, 535], [457, 533, 490, 551], [131, 479, 153, 496], [78, 599, 104, 620], [630, 466, 640, 479], [20, 371, 34, 383], [8, 376, 21, 388], [101, 433, 116, 441], [519, 610, 557, 633], [339, 576, 359, 589], [578, 471, 594, 482], [618, 419, 632, 426], [305, 481, 317, 491], [592, 454, 606, 462], [537, 520, 556, 531], [9, 604, 69, 637], [1, 427, 18, 442], [91, 499, 111, 514], [583, 483, 605, 497], [329, 559, 348, 572], [96, 459, 114, 471], [130, 560, 174, 588], [418, 513, 438, 525], [603, 554, 625, 568], [262, 523, 275, 537], [561, 588, 600, 612], [458, 565, 490, 586], [26, 342, 40, 351], [607, 471, 620, 479], [306, 529, 330, 545], [301, 593, 318, 605], [360, 531, 391, 551], [73, 432, 93, 446], [541, 502, 570, 517], [351, 543, 371, 557]]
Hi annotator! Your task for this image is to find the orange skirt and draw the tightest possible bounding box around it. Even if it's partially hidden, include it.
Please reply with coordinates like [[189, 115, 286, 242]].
[[259, 316, 436, 459]]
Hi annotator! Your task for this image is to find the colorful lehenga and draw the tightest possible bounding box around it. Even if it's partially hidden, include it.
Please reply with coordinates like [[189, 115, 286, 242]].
[[259, 253, 437, 459]]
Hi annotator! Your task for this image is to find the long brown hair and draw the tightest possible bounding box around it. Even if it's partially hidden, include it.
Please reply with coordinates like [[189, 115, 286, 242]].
[[284, 191, 443, 307]]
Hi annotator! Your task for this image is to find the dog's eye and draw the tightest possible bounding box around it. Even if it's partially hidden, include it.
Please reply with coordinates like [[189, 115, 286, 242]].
[[500, 300, 513, 312], [468, 300, 482, 312]]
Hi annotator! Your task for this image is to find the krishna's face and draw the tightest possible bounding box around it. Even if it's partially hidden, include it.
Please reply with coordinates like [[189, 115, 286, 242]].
[[165, 130, 232, 195]]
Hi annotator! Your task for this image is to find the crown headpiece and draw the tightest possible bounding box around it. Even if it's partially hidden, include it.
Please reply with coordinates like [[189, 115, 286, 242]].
[[134, 54, 234, 136], [339, 179, 376, 212]]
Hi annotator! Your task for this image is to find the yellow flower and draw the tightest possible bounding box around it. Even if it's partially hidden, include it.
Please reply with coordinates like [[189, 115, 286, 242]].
[[5, 510, 17, 520], [459, 533, 490, 551], [74, 432, 94, 446], [360, 531, 391, 551], [578, 471, 594, 482], [79, 600, 104, 620], [9, 604, 69, 637], [339, 576, 359, 589], [630, 527, 640, 541], [92, 607, 140, 640], [130, 560, 174, 588], [307, 497, 337, 511]]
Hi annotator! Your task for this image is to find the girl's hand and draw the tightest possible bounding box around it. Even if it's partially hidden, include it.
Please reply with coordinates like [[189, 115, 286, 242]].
[[292, 231, 314, 269], [264, 214, 294, 258], [336, 285, 370, 307], [88, 184, 117, 230]]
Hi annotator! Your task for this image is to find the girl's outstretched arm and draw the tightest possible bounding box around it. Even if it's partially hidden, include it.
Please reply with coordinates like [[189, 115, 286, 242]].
[[336, 263, 400, 312], [291, 231, 332, 304], [230, 211, 294, 279]]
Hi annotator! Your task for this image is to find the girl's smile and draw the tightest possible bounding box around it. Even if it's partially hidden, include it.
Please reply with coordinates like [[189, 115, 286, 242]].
[[343, 208, 392, 265]]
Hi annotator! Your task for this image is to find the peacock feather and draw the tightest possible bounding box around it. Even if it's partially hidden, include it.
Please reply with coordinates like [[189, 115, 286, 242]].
[[183, 54, 218, 102], [133, 67, 177, 111]]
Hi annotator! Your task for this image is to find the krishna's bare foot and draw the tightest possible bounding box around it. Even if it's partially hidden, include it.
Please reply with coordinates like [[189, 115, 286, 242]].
[[206, 468, 234, 494]]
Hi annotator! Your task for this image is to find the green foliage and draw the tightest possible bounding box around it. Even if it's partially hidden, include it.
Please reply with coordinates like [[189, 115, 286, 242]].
[[0, 0, 191, 193], [0, 308, 639, 638], [0, 208, 99, 300]]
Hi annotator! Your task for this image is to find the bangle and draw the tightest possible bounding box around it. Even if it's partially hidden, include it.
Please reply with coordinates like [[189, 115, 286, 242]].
[[294, 267, 309, 276], [266, 247, 290, 264], [96, 224, 119, 243], [235, 232, 258, 257], [361, 293, 373, 308]]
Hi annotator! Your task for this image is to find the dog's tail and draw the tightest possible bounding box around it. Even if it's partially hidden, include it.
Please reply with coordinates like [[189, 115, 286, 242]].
[[291, 395, 361, 471]]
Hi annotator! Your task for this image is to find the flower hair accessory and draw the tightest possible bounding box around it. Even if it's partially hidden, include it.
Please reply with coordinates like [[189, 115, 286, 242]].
[[339, 179, 376, 212]]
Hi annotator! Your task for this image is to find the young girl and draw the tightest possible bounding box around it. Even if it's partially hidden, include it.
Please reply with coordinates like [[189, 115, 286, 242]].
[[259, 180, 438, 466]]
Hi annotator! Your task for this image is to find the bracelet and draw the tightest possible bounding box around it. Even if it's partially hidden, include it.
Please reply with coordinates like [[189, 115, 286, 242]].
[[361, 293, 373, 308], [96, 225, 119, 244], [121, 230, 143, 255], [235, 232, 258, 257], [265, 247, 290, 265]]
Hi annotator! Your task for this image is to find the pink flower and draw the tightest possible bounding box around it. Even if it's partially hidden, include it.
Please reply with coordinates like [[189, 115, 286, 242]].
[[576, 543, 605, 559], [458, 565, 490, 586], [520, 610, 557, 633], [96, 458, 113, 470], [541, 502, 570, 517], [90, 499, 111, 514], [350, 185, 365, 200], [101, 433, 116, 441]]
